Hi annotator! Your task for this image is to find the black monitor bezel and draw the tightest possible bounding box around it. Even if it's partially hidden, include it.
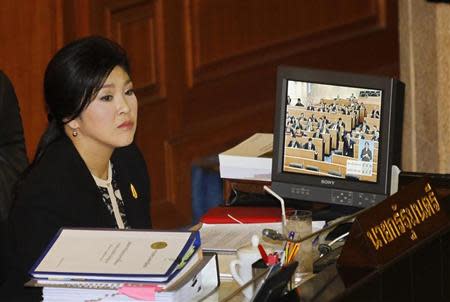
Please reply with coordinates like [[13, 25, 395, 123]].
[[272, 66, 397, 197]]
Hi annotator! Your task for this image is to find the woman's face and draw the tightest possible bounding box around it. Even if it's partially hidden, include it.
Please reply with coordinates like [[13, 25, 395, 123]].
[[68, 66, 138, 152]]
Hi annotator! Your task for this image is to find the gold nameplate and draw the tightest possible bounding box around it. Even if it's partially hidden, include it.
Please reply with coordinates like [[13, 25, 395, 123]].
[[338, 178, 450, 269]]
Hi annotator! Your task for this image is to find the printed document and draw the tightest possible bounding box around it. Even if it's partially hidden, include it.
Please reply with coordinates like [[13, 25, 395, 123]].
[[32, 229, 197, 281], [200, 223, 282, 252], [200, 221, 325, 252]]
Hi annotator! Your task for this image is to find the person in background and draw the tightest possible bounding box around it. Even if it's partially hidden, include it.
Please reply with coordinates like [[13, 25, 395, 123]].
[[303, 137, 316, 151], [361, 121, 370, 134], [288, 133, 301, 148], [360, 141, 373, 162], [0, 71, 28, 288], [0, 71, 28, 223], [320, 125, 330, 134], [343, 132, 355, 157], [372, 125, 380, 141], [371, 109, 380, 118], [337, 117, 345, 130], [2, 36, 151, 301], [304, 137, 318, 160], [298, 112, 307, 122], [295, 98, 304, 106], [313, 128, 323, 139]]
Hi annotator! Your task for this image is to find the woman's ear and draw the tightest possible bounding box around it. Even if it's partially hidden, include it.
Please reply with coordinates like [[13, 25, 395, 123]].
[[66, 119, 80, 130], [65, 119, 81, 137]]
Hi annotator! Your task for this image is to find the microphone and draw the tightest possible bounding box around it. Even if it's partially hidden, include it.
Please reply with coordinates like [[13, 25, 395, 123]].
[[319, 231, 350, 258], [262, 228, 286, 241]]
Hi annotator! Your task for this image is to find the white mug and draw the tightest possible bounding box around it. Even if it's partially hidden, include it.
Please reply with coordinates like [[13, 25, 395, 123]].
[[229, 235, 268, 300]]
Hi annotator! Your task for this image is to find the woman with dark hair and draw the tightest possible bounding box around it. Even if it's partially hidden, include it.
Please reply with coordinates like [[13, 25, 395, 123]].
[[2, 36, 151, 300]]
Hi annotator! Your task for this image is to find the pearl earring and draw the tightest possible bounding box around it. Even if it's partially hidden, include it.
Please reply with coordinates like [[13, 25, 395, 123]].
[[72, 129, 78, 137]]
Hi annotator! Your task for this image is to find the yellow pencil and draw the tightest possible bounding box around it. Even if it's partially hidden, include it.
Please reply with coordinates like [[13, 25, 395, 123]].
[[284, 241, 291, 263], [288, 243, 300, 263]]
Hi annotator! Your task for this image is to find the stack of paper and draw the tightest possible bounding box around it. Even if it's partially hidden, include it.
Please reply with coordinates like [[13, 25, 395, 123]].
[[219, 133, 273, 181], [27, 228, 219, 302], [35, 254, 219, 302]]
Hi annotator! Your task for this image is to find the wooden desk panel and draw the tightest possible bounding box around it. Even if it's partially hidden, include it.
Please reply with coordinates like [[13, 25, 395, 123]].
[[284, 137, 323, 161], [285, 147, 315, 160], [284, 156, 346, 177], [364, 117, 380, 129]]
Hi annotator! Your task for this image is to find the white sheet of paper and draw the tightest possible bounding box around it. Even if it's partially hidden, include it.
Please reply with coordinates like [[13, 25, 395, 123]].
[[200, 221, 326, 253], [200, 223, 282, 252]]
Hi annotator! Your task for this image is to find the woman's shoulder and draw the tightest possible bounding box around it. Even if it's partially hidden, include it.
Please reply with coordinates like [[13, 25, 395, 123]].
[[32, 137, 81, 174], [17, 137, 86, 195]]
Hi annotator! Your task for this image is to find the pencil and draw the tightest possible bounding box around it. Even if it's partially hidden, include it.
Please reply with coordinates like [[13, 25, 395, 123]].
[[288, 243, 300, 263]]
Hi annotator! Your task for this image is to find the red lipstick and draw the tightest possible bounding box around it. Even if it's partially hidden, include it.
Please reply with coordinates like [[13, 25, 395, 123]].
[[118, 121, 134, 129]]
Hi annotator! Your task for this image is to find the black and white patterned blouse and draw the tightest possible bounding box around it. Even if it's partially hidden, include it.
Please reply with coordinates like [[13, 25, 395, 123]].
[[91, 162, 129, 229]]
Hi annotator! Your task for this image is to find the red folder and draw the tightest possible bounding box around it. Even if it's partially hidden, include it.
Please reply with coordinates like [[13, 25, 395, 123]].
[[201, 206, 284, 224]]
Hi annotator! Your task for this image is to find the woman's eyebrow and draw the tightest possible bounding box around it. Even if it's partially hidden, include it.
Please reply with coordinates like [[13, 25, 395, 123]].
[[101, 79, 132, 89], [101, 83, 115, 89]]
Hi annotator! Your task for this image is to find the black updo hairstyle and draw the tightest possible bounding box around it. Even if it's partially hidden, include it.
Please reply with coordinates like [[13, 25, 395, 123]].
[[34, 35, 130, 165]]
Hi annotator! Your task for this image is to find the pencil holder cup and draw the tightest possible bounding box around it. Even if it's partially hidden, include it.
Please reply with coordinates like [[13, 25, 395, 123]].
[[283, 209, 313, 285]]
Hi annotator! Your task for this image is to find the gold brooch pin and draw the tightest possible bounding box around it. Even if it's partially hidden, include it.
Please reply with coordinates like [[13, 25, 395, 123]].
[[130, 183, 138, 199]]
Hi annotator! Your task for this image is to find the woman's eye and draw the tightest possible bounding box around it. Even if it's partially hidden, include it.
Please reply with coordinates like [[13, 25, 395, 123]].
[[125, 89, 135, 96], [100, 95, 113, 102]]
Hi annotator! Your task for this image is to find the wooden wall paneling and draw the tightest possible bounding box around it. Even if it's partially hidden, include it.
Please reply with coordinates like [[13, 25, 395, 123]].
[[185, 0, 385, 87], [68, 0, 164, 96], [0, 0, 64, 159], [162, 0, 189, 136], [62, 0, 91, 41], [105, 0, 162, 95], [183, 0, 398, 130], [282, 0, 398, 76], [135, 98, 169, 227], [165, 102, 274, 226], [156, 0, 193, 227]]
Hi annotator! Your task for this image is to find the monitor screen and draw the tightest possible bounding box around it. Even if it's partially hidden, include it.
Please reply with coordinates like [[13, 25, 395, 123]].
[[272, 66, 404, 208]]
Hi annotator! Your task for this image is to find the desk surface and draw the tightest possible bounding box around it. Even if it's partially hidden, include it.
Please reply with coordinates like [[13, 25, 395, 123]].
[[203, 280, 246, 302], [204, 271, 315, 302]]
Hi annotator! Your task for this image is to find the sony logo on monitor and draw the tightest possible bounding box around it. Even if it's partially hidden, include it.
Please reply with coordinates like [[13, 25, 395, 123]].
[[321, 179, 335, 185]]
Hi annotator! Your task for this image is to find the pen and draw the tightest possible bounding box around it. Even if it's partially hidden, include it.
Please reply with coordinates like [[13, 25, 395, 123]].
[[288, 231, 295, 240], [284, 240, 291, 264], [227, 214, 244, 224]]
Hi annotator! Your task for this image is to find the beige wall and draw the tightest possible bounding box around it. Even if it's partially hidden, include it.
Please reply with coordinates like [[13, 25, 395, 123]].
[[399, 0, 450, 173]]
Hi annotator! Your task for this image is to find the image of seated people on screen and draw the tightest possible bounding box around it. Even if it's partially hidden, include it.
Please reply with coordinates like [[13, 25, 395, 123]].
[[283, 80, 381, 183]]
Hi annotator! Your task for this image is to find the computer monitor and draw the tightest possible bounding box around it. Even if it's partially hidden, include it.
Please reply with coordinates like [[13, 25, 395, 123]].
[[271, 66, 405, 208]]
